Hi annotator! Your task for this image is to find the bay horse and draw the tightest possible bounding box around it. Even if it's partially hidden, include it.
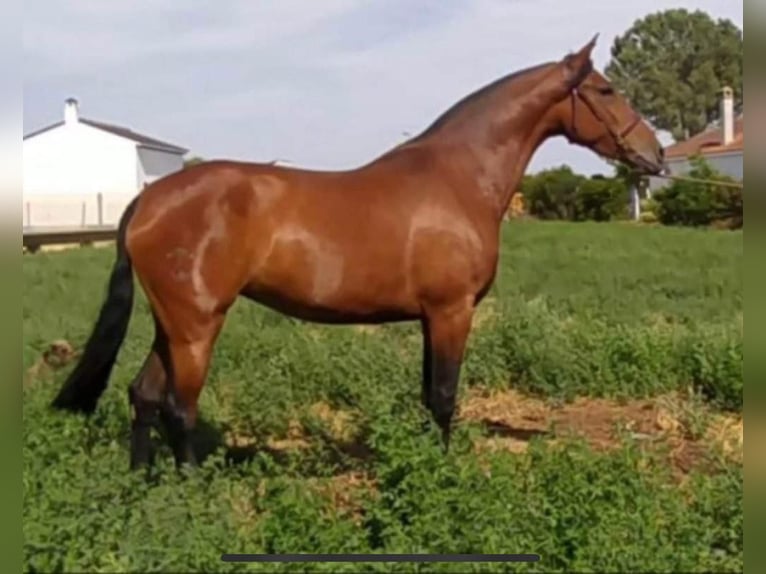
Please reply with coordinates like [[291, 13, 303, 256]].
[[51, 36, 665, 469]]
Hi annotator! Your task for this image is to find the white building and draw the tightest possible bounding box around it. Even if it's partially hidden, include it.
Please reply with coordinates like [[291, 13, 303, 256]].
[[23, 98, 188, 228], [648, 87, 743, 192]]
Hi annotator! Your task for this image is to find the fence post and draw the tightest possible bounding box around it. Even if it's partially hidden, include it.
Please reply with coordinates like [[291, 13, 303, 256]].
[[97, 192, 104, 226], [81, 201, 87, 226], [631, 186, 640, 221], [26, 202, 31, 227]]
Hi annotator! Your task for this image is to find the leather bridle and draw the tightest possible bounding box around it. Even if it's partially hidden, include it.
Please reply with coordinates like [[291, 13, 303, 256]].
[[570, 86, 643, 152]]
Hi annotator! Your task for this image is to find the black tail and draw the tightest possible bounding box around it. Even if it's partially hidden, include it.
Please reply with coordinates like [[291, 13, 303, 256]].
[[51, 197, 141, 414]]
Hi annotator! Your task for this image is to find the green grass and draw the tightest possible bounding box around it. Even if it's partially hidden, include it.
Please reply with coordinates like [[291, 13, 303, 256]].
[[23, 221, 743, 572]]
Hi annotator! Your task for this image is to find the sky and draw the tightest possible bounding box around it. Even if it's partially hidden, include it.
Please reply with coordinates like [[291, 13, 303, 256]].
[[23, 0, 743, 176]]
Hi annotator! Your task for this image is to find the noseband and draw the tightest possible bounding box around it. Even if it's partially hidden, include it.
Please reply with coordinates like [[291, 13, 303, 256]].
[[570, 87, 643, 151]]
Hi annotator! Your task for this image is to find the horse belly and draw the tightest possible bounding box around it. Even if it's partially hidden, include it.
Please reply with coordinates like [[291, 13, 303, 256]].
[[240, 281, 416, 324], [241, 248, 416, 324]]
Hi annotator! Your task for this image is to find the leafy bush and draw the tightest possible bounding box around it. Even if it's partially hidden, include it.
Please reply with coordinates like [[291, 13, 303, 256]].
[[365, 433, 742, 573], [574, 175, 630, 221], [463, 300, 742, 410], [520, 166, 583, 220], [521, 166, 629, 222], [638, 198, 658, 223], [652, 156, 743, 228]]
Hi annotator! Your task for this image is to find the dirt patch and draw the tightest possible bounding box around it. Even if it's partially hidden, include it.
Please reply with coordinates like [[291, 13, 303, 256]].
[[705, 413, 743, 464], [266, 419, 312, 451], [225, 403, 375, 522], [307, 402, 358, 442], [460, 387, 742, 477], [229, 482, 260, 528], [352, 325, 381, 335], [225, 401, 364, 455], [310, 471, 377, 524], [224, 419, 312, 452], [228, 472, 376, 527]]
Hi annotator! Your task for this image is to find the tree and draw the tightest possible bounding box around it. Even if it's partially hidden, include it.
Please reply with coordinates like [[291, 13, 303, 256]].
[[184, 155, 205, 168], [605, 9, 742, 142]]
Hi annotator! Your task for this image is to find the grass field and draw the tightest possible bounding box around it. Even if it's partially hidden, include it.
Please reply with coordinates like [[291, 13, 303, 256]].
[[23, 221, 743, 573]]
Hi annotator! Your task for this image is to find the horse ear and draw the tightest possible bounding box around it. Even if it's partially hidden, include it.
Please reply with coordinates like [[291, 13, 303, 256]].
[[561, 34, 598, 87]]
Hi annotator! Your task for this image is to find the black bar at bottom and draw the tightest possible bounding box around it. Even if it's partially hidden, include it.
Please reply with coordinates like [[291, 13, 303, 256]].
[[221, 554, 540, 563]]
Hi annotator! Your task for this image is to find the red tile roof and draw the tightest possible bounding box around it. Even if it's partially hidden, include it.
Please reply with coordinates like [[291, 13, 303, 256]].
[[664, 116, 743, 159]]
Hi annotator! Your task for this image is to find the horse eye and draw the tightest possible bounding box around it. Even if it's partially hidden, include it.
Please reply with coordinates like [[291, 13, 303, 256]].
[[599, 86, 615, 95]]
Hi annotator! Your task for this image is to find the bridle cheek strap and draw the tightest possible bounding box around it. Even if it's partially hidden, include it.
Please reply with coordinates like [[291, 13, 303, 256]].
[[571, 87, 642, 150]]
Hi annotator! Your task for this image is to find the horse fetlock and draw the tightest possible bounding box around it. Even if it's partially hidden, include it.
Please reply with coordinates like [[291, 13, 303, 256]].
[[430, 394, 456, 425], [128, 389, 161, 425]]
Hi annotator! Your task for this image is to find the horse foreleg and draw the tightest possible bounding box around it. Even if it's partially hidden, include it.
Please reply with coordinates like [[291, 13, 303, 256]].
[[423, 299, 474, 452], [420, 317, 433, 410]]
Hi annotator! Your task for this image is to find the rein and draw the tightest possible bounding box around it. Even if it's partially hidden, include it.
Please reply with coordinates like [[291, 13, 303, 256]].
[[648, 173, 744, 189]]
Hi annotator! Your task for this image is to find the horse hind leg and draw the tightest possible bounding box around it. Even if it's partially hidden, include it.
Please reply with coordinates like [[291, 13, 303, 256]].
[[128, 346, 168, 470], [157, 318, 224, 468]]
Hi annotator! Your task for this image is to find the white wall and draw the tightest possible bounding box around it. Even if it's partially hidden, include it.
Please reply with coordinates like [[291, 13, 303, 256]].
[[649, 151, 743, 192], [24, 122, 137, 197], [705, 153, 743, 180], [24, 122, 138, 227], [23, 122, 184, 227], [22, 192, 137, 227], [137, 146, 184, 187]]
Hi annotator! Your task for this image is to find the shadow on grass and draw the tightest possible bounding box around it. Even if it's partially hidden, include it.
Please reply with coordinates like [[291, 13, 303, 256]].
[[480, 420, 549, 442], [190, 416, 376, 475]]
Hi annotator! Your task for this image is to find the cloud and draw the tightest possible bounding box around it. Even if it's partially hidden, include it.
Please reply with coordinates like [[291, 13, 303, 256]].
[[24, 1, 362, 77], [24, 0, 743, 174]]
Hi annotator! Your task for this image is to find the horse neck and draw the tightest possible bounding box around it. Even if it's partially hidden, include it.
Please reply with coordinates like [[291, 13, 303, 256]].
[[427, 89, 571, 221], [489, 107, 565, 217]]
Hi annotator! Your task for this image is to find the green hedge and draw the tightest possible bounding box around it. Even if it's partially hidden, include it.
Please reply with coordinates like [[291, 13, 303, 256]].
[[650, 156, 743, 228], [520, 166, 629, 221], [520, 158, 743, 230]]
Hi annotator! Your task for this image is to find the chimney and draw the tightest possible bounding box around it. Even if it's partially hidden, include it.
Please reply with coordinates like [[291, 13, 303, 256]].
[[720, 87, 734, 145], [64, 97, 79, 125]]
